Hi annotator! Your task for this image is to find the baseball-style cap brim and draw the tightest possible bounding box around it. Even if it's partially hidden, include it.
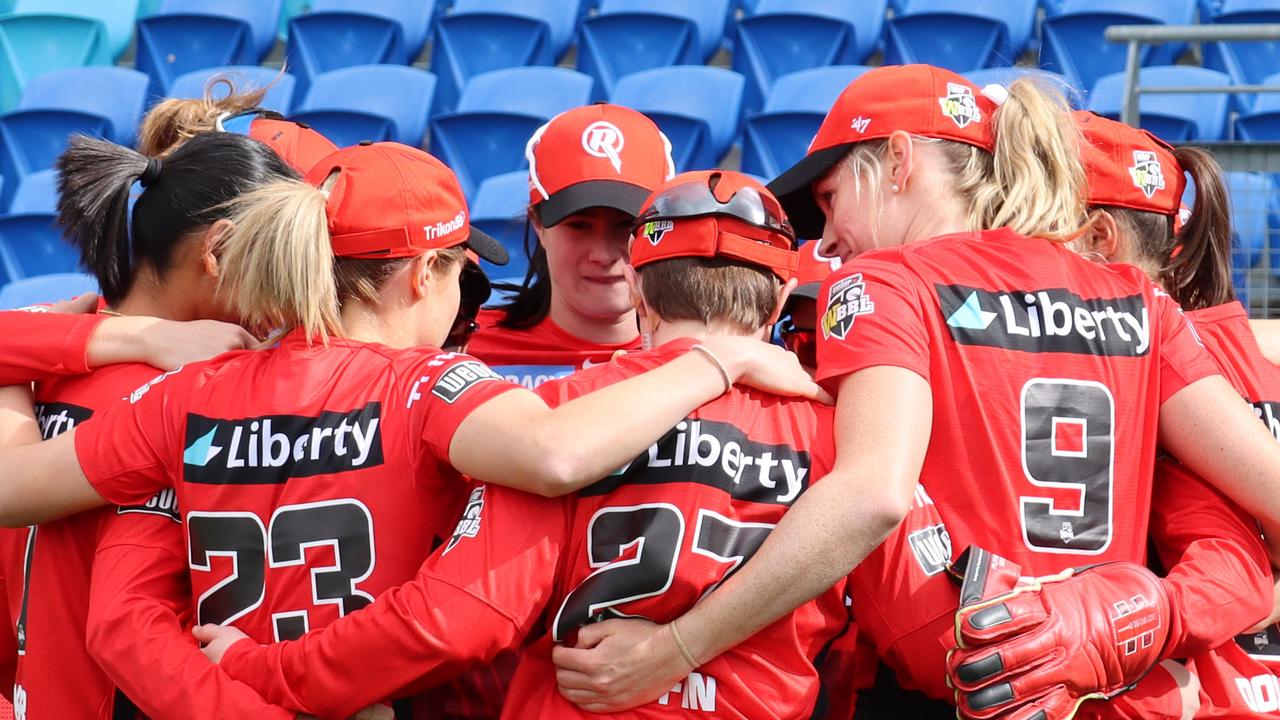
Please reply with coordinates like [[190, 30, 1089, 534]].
[[767, 143, 854, 240], [537, 179, 653, 227], [466, 226, 508, 266], [791, 281, 823, 300]]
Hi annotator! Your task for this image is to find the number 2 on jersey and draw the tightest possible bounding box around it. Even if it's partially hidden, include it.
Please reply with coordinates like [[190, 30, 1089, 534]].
[[1019, 378, 1115, 554], [187, 499, 375, 640]]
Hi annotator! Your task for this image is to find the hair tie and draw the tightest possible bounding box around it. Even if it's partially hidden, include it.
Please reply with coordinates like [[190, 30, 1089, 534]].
[[140, 156, 163, 187]]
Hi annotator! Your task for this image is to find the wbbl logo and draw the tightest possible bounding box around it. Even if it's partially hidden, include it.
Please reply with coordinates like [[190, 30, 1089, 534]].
[[1128, 150, 1166, 199], [181, 403, 384, 484], [907, 524, 952, 576], [938, 82, 982, 129], [821, 273, 874, 340], [641, 220, 673, 246], [444, 485, 485, 554]]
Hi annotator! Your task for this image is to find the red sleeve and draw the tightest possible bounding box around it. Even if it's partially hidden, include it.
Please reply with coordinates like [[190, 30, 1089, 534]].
[[1150, 458, 1272, 659], [815, 259, 932, 388], [1075, 661, 1186, 719], [846, 484, 959, 702], [218, 483, 569, 719], [0, 311, 102, 385], [0, 531, 20, 702], [86, 499, 295, 720], [1153, 290, 1221, 405], [74, 368, 189, 505], [405, 353, 521, 460]]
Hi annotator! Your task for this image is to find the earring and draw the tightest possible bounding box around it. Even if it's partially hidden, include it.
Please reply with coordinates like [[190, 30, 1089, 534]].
[[891, 184, 900, 193]]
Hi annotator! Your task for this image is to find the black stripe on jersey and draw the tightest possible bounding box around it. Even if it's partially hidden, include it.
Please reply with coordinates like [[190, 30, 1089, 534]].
[[580, 417, 811, 506], [936, 283, 1151, 357], [34, 401, 93, 440], [1251, 400, 1280, 441], [1237, 624, 1280, 660]]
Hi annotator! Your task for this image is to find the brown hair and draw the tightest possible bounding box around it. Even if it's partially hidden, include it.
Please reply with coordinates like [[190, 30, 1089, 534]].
[[1100, 147, 1234, 311], [215, 172, 466, 341], [840, 76, 1088, 242], [137, 76, 272, 157], [637, 257, 781, 333]]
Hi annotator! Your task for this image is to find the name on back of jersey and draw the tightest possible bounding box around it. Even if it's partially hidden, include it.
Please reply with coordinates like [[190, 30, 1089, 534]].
[[938, 284, 1151, 356], [181, 403, 384, 484], [34, 401, 92, 439], [582, 418, 810, 505]]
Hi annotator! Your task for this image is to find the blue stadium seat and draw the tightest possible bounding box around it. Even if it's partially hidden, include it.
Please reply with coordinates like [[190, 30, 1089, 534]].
[[0, 214, 78, 284], [471, 170, 531, 283], [1089, 67, 1232, 142], [1203, 6, 1280, 112], [169, 66, 297, 114], [12, 0, 138, 60], [1207, 0, 1280, 15], [156, 0, 282, 61], [1236, 71, 1280, 141], [1039, 0, 1196, 92], [135, 11, 257, 97], [138, 0, 163, 16], [732, 0, 874, 116], [7, 168, 55, 214], [612, 66, 745, 172], [292, 65, 435, 146], [429, 0, 576, 114], [964, 67, 1085, 109], [430, 67, 594, 199], [1220, 172, 1278, 298], [885, 0, 1037, 73], [577, 0, 731, 99], [14, 67, 148, 147], [0, 14, 110, 111], [286, 0, 434, 85], [0, 273, 97, 309], [741, 65, 872, 182]]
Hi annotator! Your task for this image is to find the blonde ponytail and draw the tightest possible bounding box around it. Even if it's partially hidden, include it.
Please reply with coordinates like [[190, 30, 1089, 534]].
[[137, 76, 274, 157], [982, 77, 1088, 240], [215, 178, 339, 342]]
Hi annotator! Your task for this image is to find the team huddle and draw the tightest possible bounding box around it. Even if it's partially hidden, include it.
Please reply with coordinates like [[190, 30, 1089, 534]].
[[0, 62, 1275, 720]]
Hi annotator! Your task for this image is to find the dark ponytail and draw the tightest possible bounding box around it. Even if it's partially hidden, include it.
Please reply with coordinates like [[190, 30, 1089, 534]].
[[493, 217, 553, 329], [56, 132, 298, 305], [1164, 146, 1235, 311]]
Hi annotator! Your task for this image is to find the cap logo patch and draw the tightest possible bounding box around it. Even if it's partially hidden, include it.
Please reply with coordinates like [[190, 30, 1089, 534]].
[[1128, 150, 1166, 199], [850, 116, 871, 134], [641, 220, 673, 246], [425, 211, 465, 242], [938, 83, 982, 129], [582, 121, 625, 173]]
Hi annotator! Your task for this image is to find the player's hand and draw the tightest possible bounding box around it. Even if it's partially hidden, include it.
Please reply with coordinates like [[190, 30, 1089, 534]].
[[700, 335, 833, 405], [47, 293, 99, 314], [88, 317, 258, 371], [947, 555, 1170, 720], [552, 618, 693, 712], [192, 623, 251, 665]]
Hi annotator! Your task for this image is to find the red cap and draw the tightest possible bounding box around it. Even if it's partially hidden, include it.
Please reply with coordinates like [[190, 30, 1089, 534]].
[[768, 64, 1000, 239], [249, 116, 338, 173], [630, 171, 797, 280], [526, 103, 675, 226], [791, 241, 842, 300], [1075, 111, 1183, 217], [304, 142, 507, 264]]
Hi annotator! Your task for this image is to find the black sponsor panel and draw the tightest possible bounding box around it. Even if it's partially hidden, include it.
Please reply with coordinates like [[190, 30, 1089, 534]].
[[579, 417, 811, 506], [936, 283, 1151, 357], [431, 360, 502, 403], [117, 487, 180, 522], [182, 403, 384, 485], [1251, 400, 1280, 441], [1238, 624, 1280, 659], [907, 524, 952, 576], [34, 401, 93, 439]]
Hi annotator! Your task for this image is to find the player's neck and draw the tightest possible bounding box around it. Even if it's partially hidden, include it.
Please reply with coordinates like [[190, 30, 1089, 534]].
[[109, 267, 200, 321], [652, 318, 764, 347], [339, 300, 420, 349], [902, 200, 967, 246]]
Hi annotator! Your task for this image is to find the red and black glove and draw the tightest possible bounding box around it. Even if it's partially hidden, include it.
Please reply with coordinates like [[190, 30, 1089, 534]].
[[946, 548, 1171, 720]]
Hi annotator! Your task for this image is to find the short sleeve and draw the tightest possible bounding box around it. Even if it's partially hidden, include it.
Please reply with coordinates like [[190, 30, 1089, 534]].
[[1152, 290, 1221, 405], [815, 258, 932, 387], [406, 352, 521, 461], [75, 368, 190, 505], [0, 311, 103, 384]]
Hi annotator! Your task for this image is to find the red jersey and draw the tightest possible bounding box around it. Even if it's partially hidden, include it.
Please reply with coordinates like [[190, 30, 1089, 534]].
[[215, 339, 847, 720], [466, 308, 640, 389], [816, 228, 1218, 576], [0, 310, 102, 385], [74, 332, 518, 712]]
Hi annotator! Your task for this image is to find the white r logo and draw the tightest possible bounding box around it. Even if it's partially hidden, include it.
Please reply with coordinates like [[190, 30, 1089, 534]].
[[582, 121, 625, 173]]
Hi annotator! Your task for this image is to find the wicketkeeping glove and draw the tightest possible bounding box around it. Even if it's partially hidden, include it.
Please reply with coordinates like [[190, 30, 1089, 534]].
[[946, 548, 1170, 720]]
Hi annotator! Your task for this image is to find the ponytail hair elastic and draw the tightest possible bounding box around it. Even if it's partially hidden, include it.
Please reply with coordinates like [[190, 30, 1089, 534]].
[[140, 156, 163, 187]]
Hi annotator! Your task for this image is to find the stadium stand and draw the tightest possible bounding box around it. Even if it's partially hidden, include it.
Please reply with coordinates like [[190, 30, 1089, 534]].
[[12, 0, 138, 60], [883, 0, 1037, 72], [291, 64, 436, 146], [0, 13, 110, 110], [1202, 1, 1280, 112], [10, 66, 148, 147], [169, 66, 297, 114], [611, 65, 745, 172], [135, 4, 262, 97], [284, 0, 435, 94], [1089, 66, 1233, 141], [576, 0, 730, 98], [964, 66, 1085, 107], [470, 169, 532, 283], [1236, 71, 1280, 140], [741, 65, 873, 179], [0, 272, 96, 309], [1039, 0, 1197, 91]]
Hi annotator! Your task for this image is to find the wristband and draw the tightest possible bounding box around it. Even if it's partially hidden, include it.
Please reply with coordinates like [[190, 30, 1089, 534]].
[[690, 344, 732, 394], [669, 620, 703, 669]]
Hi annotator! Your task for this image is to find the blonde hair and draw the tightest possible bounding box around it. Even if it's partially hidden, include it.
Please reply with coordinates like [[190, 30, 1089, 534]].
[[840, 77, 1088, 242], [216, 172, 469, 342], [137, 75, 277, 157]]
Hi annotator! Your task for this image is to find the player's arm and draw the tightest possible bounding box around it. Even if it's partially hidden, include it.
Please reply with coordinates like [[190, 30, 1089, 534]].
[[448, 335, 828, 497], [553, 366, 928, 712], [86, 509, 296, 720], [198, 484, 567, 719], [0, 385, 104, 526]]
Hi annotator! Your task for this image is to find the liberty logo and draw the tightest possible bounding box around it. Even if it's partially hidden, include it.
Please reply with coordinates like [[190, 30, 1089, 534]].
[[582, 121, 625, 173], [938, 83, 982, 129], [1128, 151, 1166, 199]]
